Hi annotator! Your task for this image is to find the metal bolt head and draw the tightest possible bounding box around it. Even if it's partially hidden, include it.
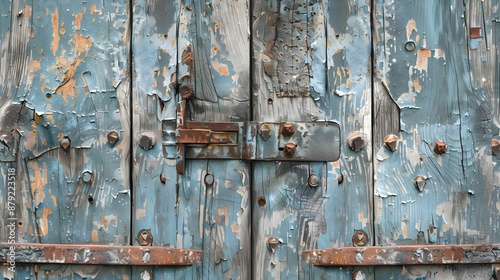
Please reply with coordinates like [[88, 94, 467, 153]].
[[383, 134, 398, 152], [140, 269, 153, 280], [82, 171, 94, 184], [60, 137, 71, 150], [414, 175, 426, 192], [434, 141, 447, 155], [137, 229, 153, 246], [348, 132, 367, 152], [258, 196, 266, 206], [259, 123, 272, 141], [283, 142, 297, 157], [492, 139, 500, 156], [352, 230, 368, 246], [159, 173, 166, 184], [352, 270, 366, 280], [267, 237, 280, 253], [204, 174, 214, 187], [107, 131, 119, 147], [281, 123, 295, 137], [308, 174, 319, 187], [138, 132, 156, 151]]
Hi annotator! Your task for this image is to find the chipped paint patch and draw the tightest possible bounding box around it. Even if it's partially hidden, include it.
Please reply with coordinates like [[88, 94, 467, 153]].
[[29, 161, 47, 206], [406, 19, 417, 40], [415, 49, 431, 72], [51, 8, 59, 55], [211, 61, 230, 76], [39, 208, 53, 236]]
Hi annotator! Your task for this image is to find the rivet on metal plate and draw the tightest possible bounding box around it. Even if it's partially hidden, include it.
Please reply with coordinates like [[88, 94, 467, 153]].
[[414, 175, 426, 192], [258, 196, 266, 206], [82, 171, 94, 184], [352, 230, 368, 246], [137, 229, 153, 246], [308, 174, 319, 187], [405, 41, 416, 52], [383, 134, 398, 152]]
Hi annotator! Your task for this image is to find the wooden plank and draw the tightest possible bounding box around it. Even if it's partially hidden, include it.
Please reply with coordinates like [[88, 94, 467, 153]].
[[133, 0, 251, 278], [1, 0, 131, 279], [252, 0, 373, 278], [373, 0, 498, 278]]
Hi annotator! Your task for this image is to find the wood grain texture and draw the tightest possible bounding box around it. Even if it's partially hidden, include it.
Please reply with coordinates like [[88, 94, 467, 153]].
[[373, 0, 499, 277], [0, 0, 131, 279], [132, 0, 250, 278]]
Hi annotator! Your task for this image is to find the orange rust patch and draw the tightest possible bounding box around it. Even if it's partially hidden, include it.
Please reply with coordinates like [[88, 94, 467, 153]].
[[211, 61, 230, 76], [101, 216, 110, 227], [55, 56, 83, 99], [59, 28, 65, 35], [217, 206, 229, 226], [29, 162, 47, 206], [413, 79, 422, 92], [406, 19, 417, 40], [415, 49, 431, 72], [39, 208, 53, 236], [231, 222, 239, 237], [75, 13, 83, 30], [51, 9, 59, 55], [22, 5, 32, 19], [90, 4, 102, 14], [92, 230, 99, 242], [72, 32, 93, 55]]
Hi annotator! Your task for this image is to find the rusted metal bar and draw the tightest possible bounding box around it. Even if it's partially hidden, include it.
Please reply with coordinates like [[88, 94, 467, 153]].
[[0, 243, 203, 266], [302, 244, 500, 266]]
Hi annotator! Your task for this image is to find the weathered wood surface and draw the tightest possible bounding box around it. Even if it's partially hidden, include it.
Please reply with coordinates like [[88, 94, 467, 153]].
[[132, 0, 250, 278], [253, 0, 373, 278], [373, 0, 499, 278], [0, 0, 131, 279]]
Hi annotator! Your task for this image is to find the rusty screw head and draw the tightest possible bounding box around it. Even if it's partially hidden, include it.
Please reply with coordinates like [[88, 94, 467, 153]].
[[414, 175, 426, 192], [137, 229, 153, 246], [140, 270, 153, 280], [259, 123, 272, 141], [348, 132, 367, 152], [160, 173, 166, 184], [352, 230, 368, 246], [308, 174, 319, 187], [352, 270, 366, 280], [107, 131, 119, 147], [383, 134, 398, 152], [204, 174, 214, 187], [138, 132, 156, 151], [60, 137, 71, 150], [266, 237, 281, 253], [283, 142, 297, 157], [82, 171, 94, 184], [281, 123, 295, 137], [433, 141, 447, 155], [492, 139, 500, 156], [258, 196, 266, 206]]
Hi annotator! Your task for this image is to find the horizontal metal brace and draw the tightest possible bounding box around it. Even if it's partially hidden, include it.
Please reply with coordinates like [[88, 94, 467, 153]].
[[301, 244, 500, 266], [0, 243, 202, 266]]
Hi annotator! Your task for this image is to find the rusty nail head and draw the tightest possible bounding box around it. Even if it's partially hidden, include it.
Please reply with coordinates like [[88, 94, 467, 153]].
[[308, 174, 319, 187], [259, 123, 272, 141], [138, 132, 156, 151], [383, 134, 398, 152], [258, 196, 266, 206], [267, 237, 280, 253], [283, 142, 297, 157], [107, 131, 119, 147], [434, 141, 447, 155], [82, 171, 94, 184], [281, 123, 295, 137], [141, 270, 153, 280], [348, 132, 366, 152], [414, 175, 426, 191], [160, 173, 166, 184], [60, 137, 71, 150], [204, 174, 214, 187], [352, 230, 368, 246], [352, 270, 366, 280], [405, 41, 416, 51], [492, 139, 500, 156], [137, 229, 153, 246]]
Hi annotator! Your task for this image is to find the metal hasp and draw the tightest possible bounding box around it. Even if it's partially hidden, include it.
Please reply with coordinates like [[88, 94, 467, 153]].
[[0, 243, 203, 266], [301, 244, 500, 266]]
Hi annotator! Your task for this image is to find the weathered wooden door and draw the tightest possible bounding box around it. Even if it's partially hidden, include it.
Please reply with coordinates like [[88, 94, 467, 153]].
[[1, 0, 499, 279]]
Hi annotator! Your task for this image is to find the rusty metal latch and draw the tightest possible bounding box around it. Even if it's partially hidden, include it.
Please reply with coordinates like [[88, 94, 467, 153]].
[[301, 244, 500, 266], [0, 243, 203, 266], [164, 100, 341, 173]]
